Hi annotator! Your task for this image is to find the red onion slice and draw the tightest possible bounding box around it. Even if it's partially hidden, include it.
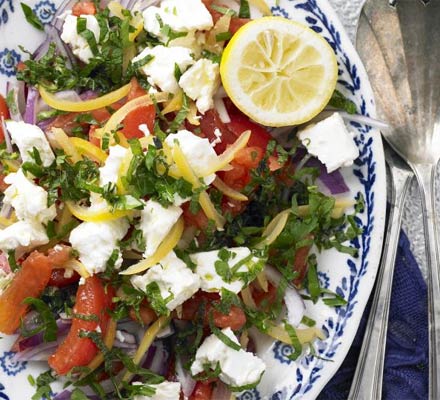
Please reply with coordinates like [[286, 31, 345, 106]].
[[23, 87, 39, 125], [175, 356, 196, 397]]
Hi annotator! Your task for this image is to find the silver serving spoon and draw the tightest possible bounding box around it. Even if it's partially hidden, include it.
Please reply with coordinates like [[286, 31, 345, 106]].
[[349, 0, 440, 398]]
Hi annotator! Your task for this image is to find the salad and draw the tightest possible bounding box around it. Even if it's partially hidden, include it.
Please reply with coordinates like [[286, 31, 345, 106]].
[[0, 0, 367, 398]]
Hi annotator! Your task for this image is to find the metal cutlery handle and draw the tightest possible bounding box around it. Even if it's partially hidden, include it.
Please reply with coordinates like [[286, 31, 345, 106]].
[[412, 163, 440, 400], [349, 163, 413, 400]]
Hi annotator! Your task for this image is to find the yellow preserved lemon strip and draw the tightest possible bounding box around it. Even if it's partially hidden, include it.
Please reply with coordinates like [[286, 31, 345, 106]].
[[241, 287, 257, 309], [70, 137, 107, 164], [257, 209, 290, 249], [102, 92, 168, 136], [249, 0, 272, 15], [0, 215, 14, 228], [162, 90, 183, 115], [84, 318, 117, 374], [202, 130, 251, 176], [173, 144, 225, 230], [108, 1, 143, 41], [187, 101, 200, 126], [2, 159, 19, 173], [256, 270, 269, 292], [50, 128, 82, 163], [267, 324, 325, 345], [63, 259, 90, 279], [66, 201, 131, 223], [297, 198, 356, 219], [39, 83, 131, 112], [121, 316, 170, 384], [212, 177, 248, 201], [120, 217, 184, 275], [116, 148, 133, 194]]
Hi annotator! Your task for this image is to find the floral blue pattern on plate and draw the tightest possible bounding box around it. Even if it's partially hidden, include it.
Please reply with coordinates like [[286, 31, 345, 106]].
[[0, 0, 386, 398]]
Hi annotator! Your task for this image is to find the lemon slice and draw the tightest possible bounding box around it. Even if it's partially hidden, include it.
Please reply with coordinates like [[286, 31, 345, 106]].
[[220, 17, 338, 127]]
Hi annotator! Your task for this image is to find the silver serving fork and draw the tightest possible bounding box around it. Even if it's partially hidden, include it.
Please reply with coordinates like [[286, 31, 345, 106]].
[[349, 0, 440, 398]]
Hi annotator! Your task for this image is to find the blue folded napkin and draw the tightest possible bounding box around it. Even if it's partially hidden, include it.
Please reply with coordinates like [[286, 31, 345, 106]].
[[318, 230, 428, 400]]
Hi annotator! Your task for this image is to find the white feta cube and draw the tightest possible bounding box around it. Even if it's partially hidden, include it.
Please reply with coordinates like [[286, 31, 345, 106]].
[[143, 0, 213, 41], [6, 121, 55, 167], [179, 59, 220, 114], [132, 381, 181, 400], [164, 129, 218, 184], [61, 14, 100, 63], [4, 169, 56, 225], [139, 200, 182, 258], [190, 247, 264, 294], [131, 251, 200, 311], [191, 327, 266, 388], [99, 145, 127, 186], [69, 219, 129, 275], [132, 46, 194, 94], [298, 112, 359, 173], [0, 220, 49, 255]]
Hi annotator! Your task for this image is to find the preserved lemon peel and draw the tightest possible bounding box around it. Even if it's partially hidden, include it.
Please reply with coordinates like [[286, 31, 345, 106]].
[[172, 143, 225, 230], [121, 316, 171, 384], [39, 83, 131, 112], [66, 201, 131, 223], [120, 217, 184, 275]]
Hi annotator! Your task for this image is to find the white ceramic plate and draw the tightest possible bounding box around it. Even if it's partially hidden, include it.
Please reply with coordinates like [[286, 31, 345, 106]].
[[0, 0, 386, 399]]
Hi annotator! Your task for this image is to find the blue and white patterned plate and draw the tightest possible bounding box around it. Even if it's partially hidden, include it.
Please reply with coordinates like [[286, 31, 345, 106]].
[[0, 0, 386, 399]]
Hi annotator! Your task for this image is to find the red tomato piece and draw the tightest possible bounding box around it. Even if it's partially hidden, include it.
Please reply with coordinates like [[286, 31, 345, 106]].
[[127, 77, 148, 101], [48, 276, 114, 375], [48, 269, 80, 288], [120, 105, 156, 139], [0, 94, 10, 142], [251, 282, 278, 309], [0, 251, 52, 334], [72, 1, 96, 16], [189, 381, 214, 400], [182, 203, 209, 231], [233, 146, 264, 169], [211, 305, 246, 331], [179, 291, 246, 330]]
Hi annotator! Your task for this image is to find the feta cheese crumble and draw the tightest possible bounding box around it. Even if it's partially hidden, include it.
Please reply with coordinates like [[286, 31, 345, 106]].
[[190, 247, 265, 294], [99, 145, 128, 186], [132, 46, 194, 94], [179, 58, 220, 114], [298, 113, 359, 173], [6, 121, 55, 167], [4, 169, 57, 225], [61, 14, 100, 63], [165, 129, 218, 184], [132, 381, 181, 400], [0, 220, 49, 255], [191, 327, 266, 388], [139, 200, 183, 258], [131, 251, 200, 311], [142, 0, 213, 40], [69, 219, 129, 275]]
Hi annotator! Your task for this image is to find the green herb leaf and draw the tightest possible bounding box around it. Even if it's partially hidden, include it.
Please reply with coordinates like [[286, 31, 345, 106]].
[[284, 321, 303, 360], [239, 0, 251, 18], [23, 297, 58, 342], [21, 3, 44, 31], [328, 90, 357, 114], [216, 31, 233, 42]]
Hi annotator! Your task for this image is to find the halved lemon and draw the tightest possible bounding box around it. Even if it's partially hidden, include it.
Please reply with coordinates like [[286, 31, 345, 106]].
[[220, 17, 338, 127]]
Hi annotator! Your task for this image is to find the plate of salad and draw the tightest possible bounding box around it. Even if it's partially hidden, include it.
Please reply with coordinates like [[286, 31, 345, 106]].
[[0, 0, 386, 399]]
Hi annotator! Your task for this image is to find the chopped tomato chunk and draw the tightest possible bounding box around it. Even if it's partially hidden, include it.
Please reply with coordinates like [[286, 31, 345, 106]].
[[189, 381, 214, 400], [48, 269, 80, 287], [120, 105, 156, 139], [0, 251, 52, 334], [72, 1, 96, 16], [48, 276, 114, 375], [179, 291, 246, 330]]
